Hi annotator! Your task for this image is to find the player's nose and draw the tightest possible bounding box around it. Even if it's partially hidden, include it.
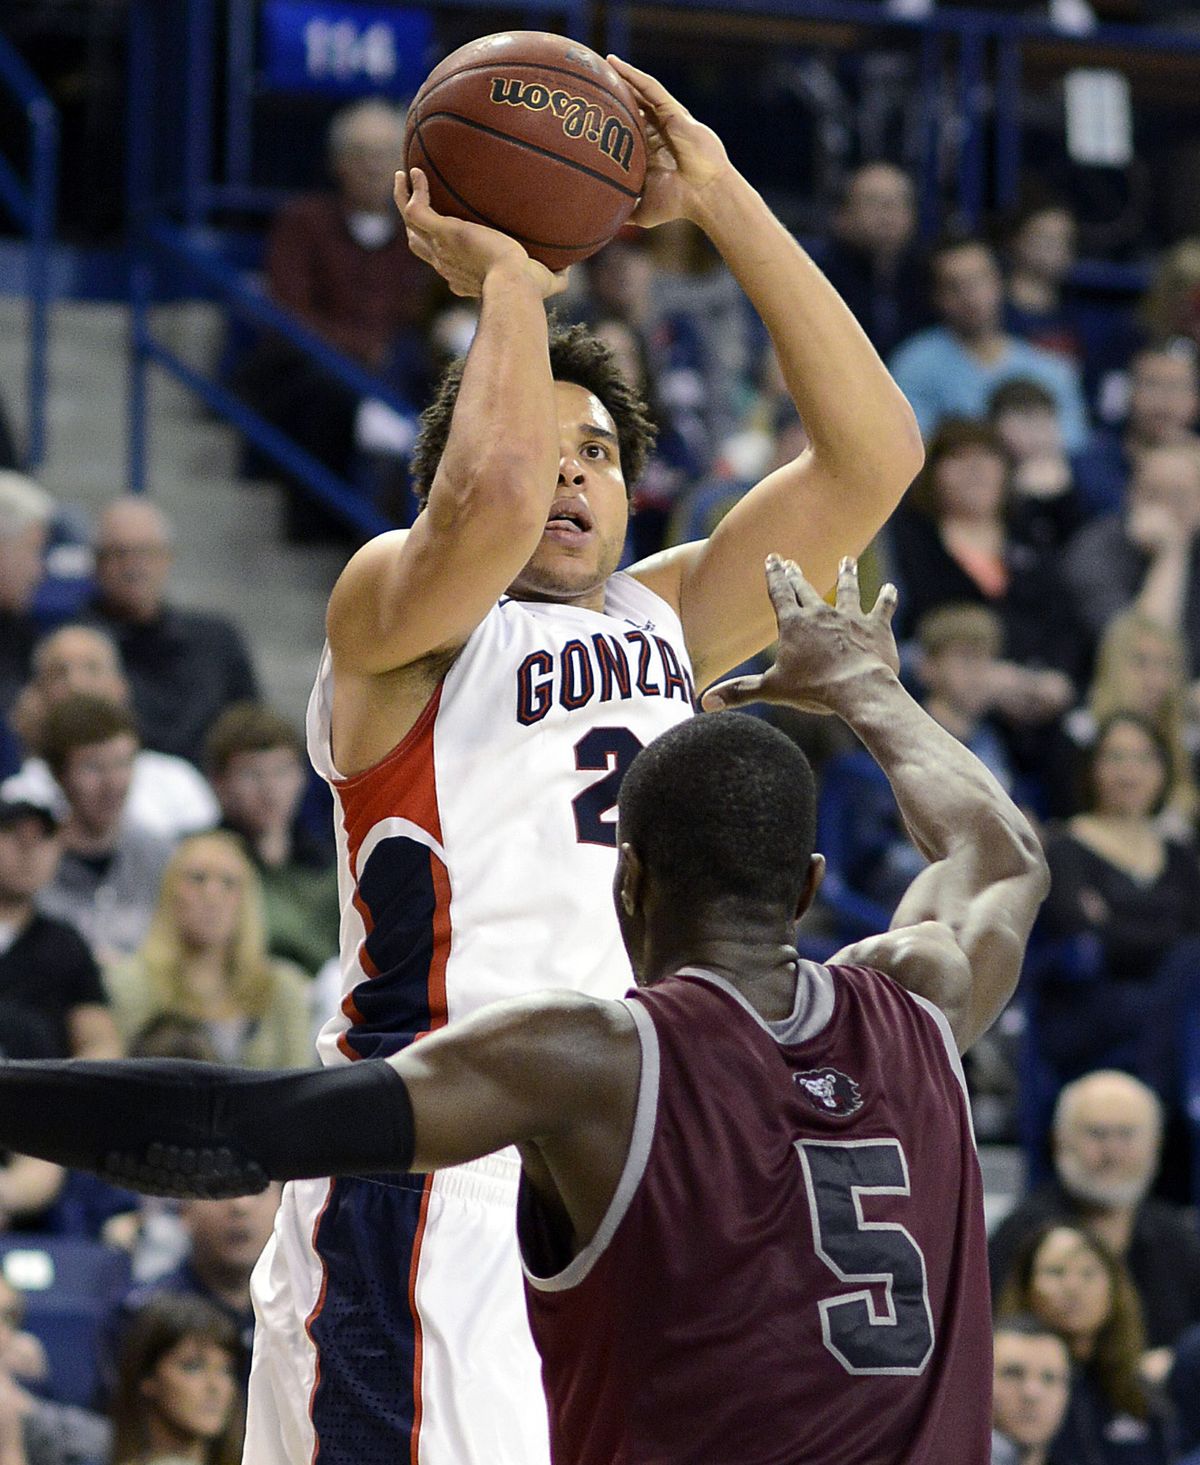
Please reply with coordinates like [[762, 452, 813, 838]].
[[558, 454, 586, 486]]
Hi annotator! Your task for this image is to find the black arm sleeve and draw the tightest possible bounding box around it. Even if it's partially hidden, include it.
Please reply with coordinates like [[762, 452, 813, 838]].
[[0, 1058, 414, 1198]]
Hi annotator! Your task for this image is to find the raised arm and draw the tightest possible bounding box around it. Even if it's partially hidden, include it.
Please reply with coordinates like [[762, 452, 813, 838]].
[[325, 171, 565, 763], [609, 59, 924, 688], [706, 558, 1049, 1053]]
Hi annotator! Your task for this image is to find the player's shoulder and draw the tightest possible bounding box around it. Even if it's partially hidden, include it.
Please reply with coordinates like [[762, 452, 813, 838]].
[[831, 921, 970, 1027]]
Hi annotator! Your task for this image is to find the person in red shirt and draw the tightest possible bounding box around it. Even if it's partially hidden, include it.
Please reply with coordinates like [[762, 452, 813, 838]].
[[235, 98, 440, 538], [0, 557, 1048, 1464]]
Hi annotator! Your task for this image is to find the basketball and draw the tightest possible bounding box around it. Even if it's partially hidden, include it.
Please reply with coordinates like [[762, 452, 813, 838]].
[[404, 32, 648, 272]]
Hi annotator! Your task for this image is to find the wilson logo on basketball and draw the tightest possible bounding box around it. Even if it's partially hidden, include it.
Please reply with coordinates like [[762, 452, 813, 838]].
[[489, 79, 636, 171]]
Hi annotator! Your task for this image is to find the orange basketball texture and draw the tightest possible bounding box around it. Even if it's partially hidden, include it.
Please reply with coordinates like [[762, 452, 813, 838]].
[[404, 32, 648, 271]]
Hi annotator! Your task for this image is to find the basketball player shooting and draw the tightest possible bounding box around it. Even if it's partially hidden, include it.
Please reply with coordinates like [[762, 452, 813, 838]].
[[0, 559, 1048, 1464], [248, 54, 924, 1465]]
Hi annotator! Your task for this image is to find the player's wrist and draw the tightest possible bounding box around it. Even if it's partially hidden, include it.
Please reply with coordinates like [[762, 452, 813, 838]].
[[682, 162, 747, 229], [818, 662, 905, 722], [481, 253, 544, 296]]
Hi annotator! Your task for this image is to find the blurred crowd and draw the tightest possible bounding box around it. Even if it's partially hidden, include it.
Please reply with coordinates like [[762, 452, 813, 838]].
[[8, 91, 1200, 1463]]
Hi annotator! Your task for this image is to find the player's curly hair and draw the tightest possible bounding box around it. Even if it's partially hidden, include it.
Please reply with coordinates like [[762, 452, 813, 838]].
[[409, 320, 657, 509]]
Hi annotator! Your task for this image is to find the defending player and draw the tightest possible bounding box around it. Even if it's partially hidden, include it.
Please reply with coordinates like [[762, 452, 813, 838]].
[[0, 559, 1047, 1463], [273, 52, 924, 1465]]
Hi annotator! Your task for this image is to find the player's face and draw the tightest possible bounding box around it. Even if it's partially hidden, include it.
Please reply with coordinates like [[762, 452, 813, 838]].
[[1030, 1228, 1113, 1344], [992, 1332, 1071, 1450], [507, 382, 629, 609]]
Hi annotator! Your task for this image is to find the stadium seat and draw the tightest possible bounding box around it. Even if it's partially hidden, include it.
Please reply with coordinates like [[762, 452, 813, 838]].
[[0, 1235, 130, 1408]]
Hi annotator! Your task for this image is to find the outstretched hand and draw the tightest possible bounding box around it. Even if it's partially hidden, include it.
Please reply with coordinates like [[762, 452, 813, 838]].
[[702, 556, 900, 715], [606, 56, 731, 227], [395, 169, 569, 299]]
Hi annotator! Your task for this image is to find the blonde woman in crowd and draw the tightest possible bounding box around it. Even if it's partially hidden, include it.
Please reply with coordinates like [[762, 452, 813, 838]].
[[1060, 610, 1200, 835], [105, 832, 314, 1070]]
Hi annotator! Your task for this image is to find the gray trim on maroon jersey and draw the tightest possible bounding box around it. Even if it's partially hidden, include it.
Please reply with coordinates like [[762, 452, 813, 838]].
[[677, 963, 836, 1047], [522, 997, 661, 1293]]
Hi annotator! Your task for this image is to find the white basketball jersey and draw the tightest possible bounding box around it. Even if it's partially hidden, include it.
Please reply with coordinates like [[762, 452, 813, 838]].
[[305, 572, 696, 1066]]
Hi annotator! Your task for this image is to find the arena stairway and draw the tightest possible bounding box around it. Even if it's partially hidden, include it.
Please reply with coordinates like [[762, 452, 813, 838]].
[[0, 296, 345, 724]]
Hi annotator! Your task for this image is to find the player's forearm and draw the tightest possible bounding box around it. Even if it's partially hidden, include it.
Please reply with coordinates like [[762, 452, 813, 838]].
[[428, 262, 558, 531], [689, 171, 923, 490], [0, 1059, 414, 1198], [834, 666, 1044, 882]]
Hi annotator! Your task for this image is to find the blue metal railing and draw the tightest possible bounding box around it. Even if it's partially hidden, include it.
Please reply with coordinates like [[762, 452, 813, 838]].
[[0, 31, 59, 468]]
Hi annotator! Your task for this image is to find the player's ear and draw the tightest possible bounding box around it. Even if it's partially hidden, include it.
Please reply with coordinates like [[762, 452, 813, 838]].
[[796, 853, 825, 920], [616, 841, 643, 917]]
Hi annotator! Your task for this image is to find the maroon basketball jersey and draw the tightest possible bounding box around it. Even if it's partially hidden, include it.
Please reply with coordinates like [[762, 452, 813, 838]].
[[520, 963, 993, 1465]]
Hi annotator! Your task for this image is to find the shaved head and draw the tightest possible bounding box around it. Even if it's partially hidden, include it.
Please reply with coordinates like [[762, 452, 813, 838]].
[[94, 497, 174, 622]]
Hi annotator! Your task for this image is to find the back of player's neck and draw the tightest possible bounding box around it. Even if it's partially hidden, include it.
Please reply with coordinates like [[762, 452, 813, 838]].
[[657, 928, 801, 1012]]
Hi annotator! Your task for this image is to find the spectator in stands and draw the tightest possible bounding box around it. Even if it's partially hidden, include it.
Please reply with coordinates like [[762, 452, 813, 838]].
[[888, 418, 1085, 701], [991, 1314, 1073, 1465], [815, 601, 1017, 922], [205, 704, 337, 977], [0, 1273, 111, 1465], [122, 1187, 281, 1392], [577, 236, 712, 558], [0, 788, 124, 1235], [1063, 443, 1200, 676], [104, 832, 313, 1070], [1050, 612, 1198, 829], [991, 1071, 1200, 1377], [988, 378, 1086, 551], [1038, 715, 1200, 1078], [889, 236, 1090, 449], [1072, 347, 1200, 519], [817, 162, 931, 361], [35, 694, 173, 966], [1004, 200, 1082, 365], [1140, 240, 1200, 357], [3, 624, 218, 840], [0, 474, 53, 719], [235, 98, 438, 539], [0, 789, 120, 1062], [917, 604, 1016, 789], [997, 1222, 1173, 1464], [109, 1293, 243, 1465], [85, 499, 258, 767]]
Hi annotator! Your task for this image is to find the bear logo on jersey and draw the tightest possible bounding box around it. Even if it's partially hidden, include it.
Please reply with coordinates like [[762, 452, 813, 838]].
[[793, 1067, 863, 1117]]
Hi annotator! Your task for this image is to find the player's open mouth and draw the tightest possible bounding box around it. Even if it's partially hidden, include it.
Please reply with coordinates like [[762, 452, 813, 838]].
[[544, 500, 594, 537]]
